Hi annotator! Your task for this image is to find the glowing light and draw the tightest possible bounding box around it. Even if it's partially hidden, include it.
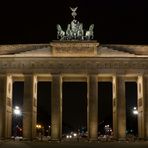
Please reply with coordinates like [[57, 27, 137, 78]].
[[15, 106, 19, 110], [66, 135, 69, 139], [13, 106, 21, 115], [36, 124, 42, 128], [133, 107, 138, 115], [133, 110, 138, 115], [73, 133, 77, 137]]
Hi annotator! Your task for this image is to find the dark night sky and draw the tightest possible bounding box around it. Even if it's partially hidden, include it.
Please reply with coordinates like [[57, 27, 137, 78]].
[[0, 0, 147, 44]]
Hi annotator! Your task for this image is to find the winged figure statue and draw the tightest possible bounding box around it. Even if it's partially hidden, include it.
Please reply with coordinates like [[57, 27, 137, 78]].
[[70, 7, 78, 12], [70, 7, 78, 19]]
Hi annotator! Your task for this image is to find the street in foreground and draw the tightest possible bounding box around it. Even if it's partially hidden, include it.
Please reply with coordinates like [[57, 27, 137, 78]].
[[0, 141, 148, 148]]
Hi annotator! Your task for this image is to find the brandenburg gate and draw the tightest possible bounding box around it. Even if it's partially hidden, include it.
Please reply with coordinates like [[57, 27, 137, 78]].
[[0, 7, 148, 141]]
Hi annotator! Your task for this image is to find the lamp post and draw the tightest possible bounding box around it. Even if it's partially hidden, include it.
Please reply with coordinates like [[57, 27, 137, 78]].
[[13, 106, 22, 137], [36, 124, 42, 140], [130, 107, 138, 136], [48, 125, 51, 137]]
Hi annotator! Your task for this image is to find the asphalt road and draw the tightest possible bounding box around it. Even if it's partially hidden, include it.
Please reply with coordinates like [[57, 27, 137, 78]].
[[0, 141, 148, 148]]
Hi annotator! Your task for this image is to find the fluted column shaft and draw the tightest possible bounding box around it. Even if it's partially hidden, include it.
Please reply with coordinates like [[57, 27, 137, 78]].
[[51, 74, 62, 141], [0, 75, 13, 139], [116, 76, 126, 140], [143, 75, 148, 140], [23, 75, 37, 140], [87, 75, 98, 141]]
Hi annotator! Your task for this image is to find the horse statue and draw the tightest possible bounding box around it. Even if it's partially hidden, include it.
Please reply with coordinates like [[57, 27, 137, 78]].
[[85, 24, 94, 40], [71, 19, 80, 39], [77, 23, 84, 40], [66, 24, 72, 40], [57, 24, 65, 40]]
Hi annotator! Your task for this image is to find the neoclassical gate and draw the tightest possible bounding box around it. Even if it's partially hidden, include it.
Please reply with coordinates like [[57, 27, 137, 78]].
[[0, 6, 148, 141]]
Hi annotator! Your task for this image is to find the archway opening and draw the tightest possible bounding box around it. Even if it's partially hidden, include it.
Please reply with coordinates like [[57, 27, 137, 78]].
[[12, 82, 24, 137], [125, 82, 138, 137], [62, 82, 87, 140], [37, 82, 51, 138], [98, 82, 113, 136]]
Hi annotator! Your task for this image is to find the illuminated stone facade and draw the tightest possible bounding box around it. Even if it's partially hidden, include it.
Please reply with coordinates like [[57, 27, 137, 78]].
[[0, 41, 148, 141]]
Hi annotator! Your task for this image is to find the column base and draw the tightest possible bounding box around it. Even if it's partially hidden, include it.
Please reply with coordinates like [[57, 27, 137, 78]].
[[138, 137, 146, 141], [88, 138, 98, 142], [118, 138, 126, 142], [23, 137, 35, 141], [50, 139, 61, 142]]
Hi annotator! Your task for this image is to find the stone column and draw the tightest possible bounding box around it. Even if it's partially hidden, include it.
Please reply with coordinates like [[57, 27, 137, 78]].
[[0, 75, 13, 139], [51, 74, 62, 141], [112, 76, 118, 139], [143, 75, 148, 140], [116, 76, 126, 140], [87, 75, 98, 141], [23, 75, 37, 140], [137, 76, 145, 139]]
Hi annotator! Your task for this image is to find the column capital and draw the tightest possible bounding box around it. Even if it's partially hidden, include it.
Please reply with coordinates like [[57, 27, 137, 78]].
[[51, 72, 61, 75], [87, 73, 98, 76], [116, 75, 126, 78], [87, 74, 98, 81], [144, 74, 148, 77], [24, 73, 37, 77]]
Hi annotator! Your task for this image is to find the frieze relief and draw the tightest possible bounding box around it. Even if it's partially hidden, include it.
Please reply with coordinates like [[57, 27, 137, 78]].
[[51, 42, 98, 47], [52, 47, 96, 56], [0, 58, 148, 74]]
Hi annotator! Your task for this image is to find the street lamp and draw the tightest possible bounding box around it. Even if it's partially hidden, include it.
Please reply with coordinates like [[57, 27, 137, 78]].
[[36, 124, 43, 140], [13, 106, 22, 116], [48, 125, 51, 137], [13, 106, 22, 137], [133, 107, 138, 115]]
